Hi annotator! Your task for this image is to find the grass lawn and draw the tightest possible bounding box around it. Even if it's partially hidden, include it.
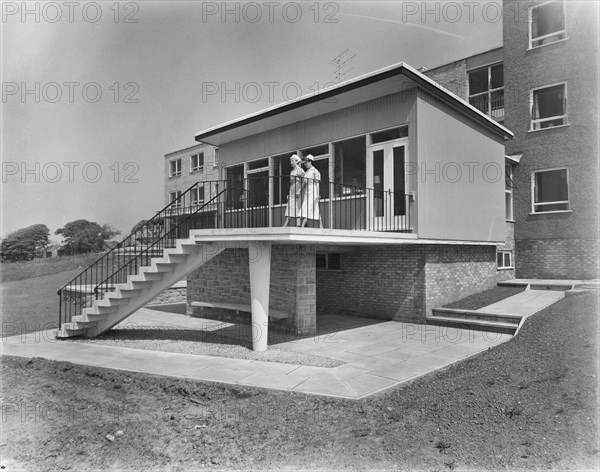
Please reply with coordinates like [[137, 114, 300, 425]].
[[0, 254, 100, 283], [1, 288, 598, 471]]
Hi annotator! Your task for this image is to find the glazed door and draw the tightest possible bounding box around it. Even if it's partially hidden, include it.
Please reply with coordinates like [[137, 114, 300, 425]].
[[367, 142, 407, 231]]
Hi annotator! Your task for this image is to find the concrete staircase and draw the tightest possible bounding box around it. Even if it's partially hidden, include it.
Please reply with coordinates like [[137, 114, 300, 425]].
[[427, 307, 522, 335], [56, 238, 224, 338]]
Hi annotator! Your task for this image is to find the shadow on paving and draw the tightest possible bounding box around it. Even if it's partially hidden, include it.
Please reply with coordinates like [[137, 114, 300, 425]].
[[144, 302, 385, 347]]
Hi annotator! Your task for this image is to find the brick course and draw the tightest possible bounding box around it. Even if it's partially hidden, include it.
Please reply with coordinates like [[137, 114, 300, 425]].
[[316, 243, 507, 323]]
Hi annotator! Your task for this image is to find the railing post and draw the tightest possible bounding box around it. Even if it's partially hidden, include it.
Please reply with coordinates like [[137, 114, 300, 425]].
[[328, 181, 333, 230]]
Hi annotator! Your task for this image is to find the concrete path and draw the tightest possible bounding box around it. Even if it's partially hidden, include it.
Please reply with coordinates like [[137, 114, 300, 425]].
[[1, 287, 566, 399], [476, 289, 565, 317]]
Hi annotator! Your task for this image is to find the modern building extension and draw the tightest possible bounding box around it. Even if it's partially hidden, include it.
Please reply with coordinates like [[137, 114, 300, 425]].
[[57, 62, 514, 350]]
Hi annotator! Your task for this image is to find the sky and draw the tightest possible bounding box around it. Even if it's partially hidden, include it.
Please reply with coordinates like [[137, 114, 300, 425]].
[[1, 0, 504, 242]]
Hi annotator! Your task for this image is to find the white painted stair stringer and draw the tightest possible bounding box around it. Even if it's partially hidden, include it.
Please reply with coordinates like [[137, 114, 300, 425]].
[[57, 239, 224, 338]]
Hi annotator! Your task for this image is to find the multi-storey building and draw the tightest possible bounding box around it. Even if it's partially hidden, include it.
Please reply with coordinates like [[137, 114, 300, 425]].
[[424, 0, 598, 279], [503, 0, 598, 279]]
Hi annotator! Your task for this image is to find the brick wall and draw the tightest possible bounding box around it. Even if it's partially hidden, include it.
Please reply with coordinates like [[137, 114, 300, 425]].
[[423, 59, 468, 99], [316, 244, 502, 323], [187, 244, 316, 334], [516, 238, 599, 280]]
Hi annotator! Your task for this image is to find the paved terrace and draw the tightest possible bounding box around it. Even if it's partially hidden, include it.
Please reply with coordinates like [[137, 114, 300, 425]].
[[1, 289, 565, 399]]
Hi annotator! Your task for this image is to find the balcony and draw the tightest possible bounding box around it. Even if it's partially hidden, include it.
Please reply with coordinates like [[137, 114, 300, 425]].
[[163, 177, 414, 235]]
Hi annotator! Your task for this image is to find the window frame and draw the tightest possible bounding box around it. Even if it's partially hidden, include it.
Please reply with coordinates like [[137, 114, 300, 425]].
[[169, 159, 182, 178], [467, 62, 504, 122], [530, 82, 568, 131], [316, 252, 342, 271], [497, 250, 513, 270], [505, 164, 514, 221], [528, 0, 567, 50], [169, 190, 182, 208], [190, 185, 205, 207], [190, 153, 204, 173], [530, 166, 570, 214]]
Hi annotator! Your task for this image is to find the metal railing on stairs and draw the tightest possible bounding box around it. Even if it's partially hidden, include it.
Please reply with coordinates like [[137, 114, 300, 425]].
[[57, 182, 226, 330]]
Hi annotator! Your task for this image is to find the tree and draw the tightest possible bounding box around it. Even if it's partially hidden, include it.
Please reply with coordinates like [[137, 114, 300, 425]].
[[129, 218, 164, 245], [0, 224, 50, 262], [55, 219, 120, 254]]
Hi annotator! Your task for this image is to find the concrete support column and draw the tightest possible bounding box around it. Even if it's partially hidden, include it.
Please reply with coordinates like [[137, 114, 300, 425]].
[[249, 242, 271, 351]]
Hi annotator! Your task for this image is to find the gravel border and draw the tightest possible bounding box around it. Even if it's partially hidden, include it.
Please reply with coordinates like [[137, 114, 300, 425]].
[[68, 326, 345, 368]]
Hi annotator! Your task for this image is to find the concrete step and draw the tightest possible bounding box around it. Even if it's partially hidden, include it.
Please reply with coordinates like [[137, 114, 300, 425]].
[[529, 283, 574, 291], [426, 315, 518, 335], [431, 308, 521, 324]]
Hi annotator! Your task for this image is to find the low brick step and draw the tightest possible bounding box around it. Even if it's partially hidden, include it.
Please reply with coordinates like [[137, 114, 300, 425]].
[[431, 308, 521, 324], [426, 316, 518, 335], [191, 301, 288, 320]]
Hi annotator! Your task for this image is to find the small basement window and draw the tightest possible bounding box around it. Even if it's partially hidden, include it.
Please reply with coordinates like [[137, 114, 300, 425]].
[[316, 253, 341, 270], [497, 250, 513, 270]]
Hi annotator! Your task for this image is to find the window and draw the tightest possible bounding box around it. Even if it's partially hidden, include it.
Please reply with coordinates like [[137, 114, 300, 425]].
[[169, 190, 182, 208], [333, 136, 366, 195], [529, 1, 566, 49], [169, 159, 182, 177], [316, 253, 341, 270], [497, 250, 513, 269], [531, 168, 569, 213], [370, 126, 408, 144], [272, 153, 293, 205], [191, 153, 204, 172], [468, 64, 504, 122], [531, 83, 567, 130], [301, 145, 330, 199], [191, 185, 204, 206], [225, 164, 244, 210], [505, 164, 514, 221]]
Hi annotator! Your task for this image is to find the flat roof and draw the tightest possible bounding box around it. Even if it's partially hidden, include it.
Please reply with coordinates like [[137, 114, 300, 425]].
[[195, 61, 513, 147]]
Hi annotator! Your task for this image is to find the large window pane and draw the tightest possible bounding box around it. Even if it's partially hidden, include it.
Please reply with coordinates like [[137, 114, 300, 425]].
[[534, 169, 568, 202], [469, 68, 489, 95], [491, 64, 503, 89], [333, 136, 366, 195], [393, 146, 406, 216], [533, 169, 569, 212], [533, 85, 565, 119], [531, 1, 565, 43]]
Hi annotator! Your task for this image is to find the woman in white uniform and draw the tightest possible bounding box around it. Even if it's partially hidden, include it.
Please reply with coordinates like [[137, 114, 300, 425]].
[[301, 154, 323, 228], [283, 154, 305, 227]]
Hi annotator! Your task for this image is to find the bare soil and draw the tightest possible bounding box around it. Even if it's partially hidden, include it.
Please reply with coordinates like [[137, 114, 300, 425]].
[[1, 292, 598, 471]]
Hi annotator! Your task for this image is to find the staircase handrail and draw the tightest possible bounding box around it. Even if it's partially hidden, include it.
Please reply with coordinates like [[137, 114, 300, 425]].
[[57, 180, 217, 295], [92, 188, 226, 296]]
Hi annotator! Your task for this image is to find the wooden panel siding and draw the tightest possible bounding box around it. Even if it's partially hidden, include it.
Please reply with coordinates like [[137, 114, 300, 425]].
[[217, 88, 417, 165], [415, 88, 506, 242]]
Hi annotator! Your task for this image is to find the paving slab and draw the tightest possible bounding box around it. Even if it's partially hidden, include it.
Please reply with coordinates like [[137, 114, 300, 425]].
[[2, 284, 567, 399]]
